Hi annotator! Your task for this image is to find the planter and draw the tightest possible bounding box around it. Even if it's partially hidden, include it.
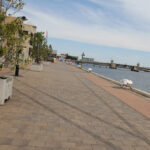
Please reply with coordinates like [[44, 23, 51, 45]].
[[42, 62, 50, 65], [0, 76, 14, 105], [30, 64, 43, 72]]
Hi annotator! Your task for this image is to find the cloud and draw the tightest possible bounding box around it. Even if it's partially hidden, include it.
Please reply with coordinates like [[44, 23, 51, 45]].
[[119, 0, 150, 21], [89, 0, 150, 28], [20, 1, 150, 52]]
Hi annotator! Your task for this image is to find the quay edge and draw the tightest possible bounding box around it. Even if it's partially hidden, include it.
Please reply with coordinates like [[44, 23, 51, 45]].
[[77, 65, 150, 99]]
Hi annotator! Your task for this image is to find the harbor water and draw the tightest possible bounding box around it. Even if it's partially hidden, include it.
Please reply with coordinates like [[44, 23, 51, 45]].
[[82, 64, 150, 93]]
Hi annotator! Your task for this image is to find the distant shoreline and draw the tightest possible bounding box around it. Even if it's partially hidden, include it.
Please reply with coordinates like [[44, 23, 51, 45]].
[[75, 64, 150, 99]]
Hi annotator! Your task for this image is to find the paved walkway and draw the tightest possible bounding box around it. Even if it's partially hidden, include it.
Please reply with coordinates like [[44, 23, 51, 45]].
[[0, 68, 11, 75], [0, 62, 150, 150]]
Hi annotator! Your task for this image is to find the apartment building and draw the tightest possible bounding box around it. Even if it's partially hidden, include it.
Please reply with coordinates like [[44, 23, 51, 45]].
[[0, 16, 36, 64]]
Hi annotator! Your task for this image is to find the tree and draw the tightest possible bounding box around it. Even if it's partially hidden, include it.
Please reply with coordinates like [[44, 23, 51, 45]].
[[0, 0, 25, 58], [5, 18, 26, 62], [0, 0, 25, 76], [3, 17, 27, 76], [66, 54, 78, 60], [30, 32, 48, 63], [0, 12, 5, 57], [30, 32, 55, 62], [47, 44, 53, 58], [49, 44, 53, 52], [0, 0, 24, 14], [42, 40, 49, 61]]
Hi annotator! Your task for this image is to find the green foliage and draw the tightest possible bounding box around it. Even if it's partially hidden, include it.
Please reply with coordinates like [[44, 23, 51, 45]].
[[3, 18, 27, 66], [30, 32, 44, 62], [49, 44, 53, 51], [0, 63, 3, 69], [66, 54, 78, 60], [47, 44, 53, 58], [0, 12, 6, 49], [30, 32, 46, 63], [0, 45, 5, 56], [0, 0, 25, 15], [30, 32, 53, 63], [0, 0, 25, 67], [0, 16, 27, 67], [24, 58, 31, 64]]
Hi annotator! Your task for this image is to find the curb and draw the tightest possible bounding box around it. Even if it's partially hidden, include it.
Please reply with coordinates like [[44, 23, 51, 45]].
[[79, 66, 150, 99]]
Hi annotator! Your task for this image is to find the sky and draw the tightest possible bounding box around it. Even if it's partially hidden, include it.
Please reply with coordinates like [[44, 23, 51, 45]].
[[17, 0, 150, 67]]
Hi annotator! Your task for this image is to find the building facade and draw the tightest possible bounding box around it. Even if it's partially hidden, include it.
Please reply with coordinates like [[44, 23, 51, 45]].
[[51, 50, 57, 57], [22, 22, 36, 61], [83, 57, 94, 62], [0, 16, 36, 65]]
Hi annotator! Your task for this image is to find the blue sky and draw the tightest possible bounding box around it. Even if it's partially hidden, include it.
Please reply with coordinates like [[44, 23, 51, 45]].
[[18, 0, 150, 67]]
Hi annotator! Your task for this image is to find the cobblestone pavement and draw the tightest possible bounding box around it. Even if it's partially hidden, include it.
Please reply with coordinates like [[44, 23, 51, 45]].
[[0, 62, 150, 150]]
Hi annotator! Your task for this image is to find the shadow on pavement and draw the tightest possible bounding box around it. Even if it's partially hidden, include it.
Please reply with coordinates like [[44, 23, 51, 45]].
[[15, 78, 150, 146], [14, 87, 121, 150]]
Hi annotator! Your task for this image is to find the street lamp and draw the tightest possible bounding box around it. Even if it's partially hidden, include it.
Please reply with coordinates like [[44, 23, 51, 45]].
[[81, 52, 85, 68]]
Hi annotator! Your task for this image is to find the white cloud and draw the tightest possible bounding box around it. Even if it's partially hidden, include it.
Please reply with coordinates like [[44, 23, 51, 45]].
[[20, 1, 150, 52], [89, 0, 121, 8], [119, 0, 150, 21], [89, 0, 150, 26]]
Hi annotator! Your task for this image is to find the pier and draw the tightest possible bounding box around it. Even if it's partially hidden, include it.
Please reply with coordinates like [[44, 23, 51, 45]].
[[0, 62, 150, 149], [76, 60, 150, 72]]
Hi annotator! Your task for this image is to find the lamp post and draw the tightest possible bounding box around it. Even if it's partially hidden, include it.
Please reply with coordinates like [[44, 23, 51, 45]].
[[81, 52, 85, 68]]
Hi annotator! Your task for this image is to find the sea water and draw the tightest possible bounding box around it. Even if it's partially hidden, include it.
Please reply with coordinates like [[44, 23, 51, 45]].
[[82, 63, 150, 93]]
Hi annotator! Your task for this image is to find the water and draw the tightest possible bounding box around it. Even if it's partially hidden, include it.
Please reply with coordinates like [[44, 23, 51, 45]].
[[82, 64, 150, 93]]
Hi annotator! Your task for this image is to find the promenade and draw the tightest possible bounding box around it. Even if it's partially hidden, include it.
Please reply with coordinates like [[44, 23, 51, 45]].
[[0, 62, 150, 150]]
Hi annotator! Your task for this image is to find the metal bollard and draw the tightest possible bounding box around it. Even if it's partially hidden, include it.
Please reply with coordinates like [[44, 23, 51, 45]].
[[15, 64, 19, 76]]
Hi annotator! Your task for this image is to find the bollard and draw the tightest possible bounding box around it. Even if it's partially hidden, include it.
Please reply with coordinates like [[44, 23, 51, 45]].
[[15, 64, 19, 76]]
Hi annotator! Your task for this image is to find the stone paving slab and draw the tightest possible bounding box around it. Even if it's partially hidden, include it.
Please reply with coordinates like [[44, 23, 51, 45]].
[[84, 72, 150, 118], [0, 68, 11, 75], [0, 62, 150, 150]]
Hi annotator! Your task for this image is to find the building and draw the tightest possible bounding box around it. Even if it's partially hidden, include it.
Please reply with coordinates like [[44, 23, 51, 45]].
[[83, 57, 94, 62], [23, 22, 36, 61], [51, 50, 57, 57], [60, 54, 68, 59], [0, 16, 36, 65]]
